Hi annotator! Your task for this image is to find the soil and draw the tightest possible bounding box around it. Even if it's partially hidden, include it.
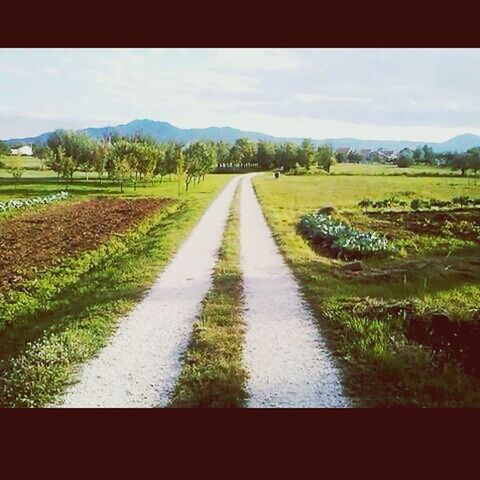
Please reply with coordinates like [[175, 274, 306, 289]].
[[364, 208, 480, 238], [0, 197, 173, 291]]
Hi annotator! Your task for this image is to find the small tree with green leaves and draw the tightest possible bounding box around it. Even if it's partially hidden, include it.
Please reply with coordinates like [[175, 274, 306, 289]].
[[9, 157, 24, 189], [316, 144, 336, 172]]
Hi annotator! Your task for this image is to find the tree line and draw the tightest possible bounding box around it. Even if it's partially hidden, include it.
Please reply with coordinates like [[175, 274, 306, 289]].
[[40, 130, 219, 192], [31, 132, 338, 191]]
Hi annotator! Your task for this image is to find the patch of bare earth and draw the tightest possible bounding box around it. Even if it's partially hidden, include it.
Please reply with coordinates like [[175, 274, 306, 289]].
[[0, 197, 174, 290]]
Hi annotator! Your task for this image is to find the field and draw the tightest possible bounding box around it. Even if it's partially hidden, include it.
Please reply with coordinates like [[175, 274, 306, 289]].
[[253, 168, 480, 407], [0, 173, 234, 406]]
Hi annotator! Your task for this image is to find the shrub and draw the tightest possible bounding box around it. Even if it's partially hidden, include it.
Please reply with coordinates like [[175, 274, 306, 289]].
[[452, 196, 472, 207], [410, 198, 430, 210]]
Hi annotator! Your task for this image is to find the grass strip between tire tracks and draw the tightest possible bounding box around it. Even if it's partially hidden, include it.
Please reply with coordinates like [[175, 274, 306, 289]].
[[170, 184, 248, 407]]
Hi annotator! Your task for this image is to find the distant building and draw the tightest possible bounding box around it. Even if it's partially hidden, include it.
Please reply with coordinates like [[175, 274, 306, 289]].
[[335, 147, 352, 156], [10, 145, 33, 156]]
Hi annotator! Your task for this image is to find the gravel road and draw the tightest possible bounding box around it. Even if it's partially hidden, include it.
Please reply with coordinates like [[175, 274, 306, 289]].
[[57, 175, 242, 407], [240, 173, 349, 408]]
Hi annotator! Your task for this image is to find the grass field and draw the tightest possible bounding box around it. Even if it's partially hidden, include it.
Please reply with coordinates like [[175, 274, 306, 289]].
[[329, 162, 466, 177], [0, 174, 233, 407], [253, 171, 480, 407]]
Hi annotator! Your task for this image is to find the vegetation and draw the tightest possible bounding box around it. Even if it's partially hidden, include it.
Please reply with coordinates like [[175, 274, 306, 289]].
[[253, 172, 480, 406], [0, 174, 233, 407], [170, 186, 247, 407], [0, 191, 70, 213], [299, 212, 392, 258]]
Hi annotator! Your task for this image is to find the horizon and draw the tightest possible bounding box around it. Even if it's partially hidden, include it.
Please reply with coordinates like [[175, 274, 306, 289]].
[[2, 117, 479, 145], [2, 48, 480, 142]]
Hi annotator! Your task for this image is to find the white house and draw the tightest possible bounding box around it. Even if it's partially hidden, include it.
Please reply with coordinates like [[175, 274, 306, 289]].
[[10, 145, 33, 156]]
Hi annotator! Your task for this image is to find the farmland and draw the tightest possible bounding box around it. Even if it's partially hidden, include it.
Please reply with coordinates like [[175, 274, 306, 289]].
[[0, 173, 234, 406], [1, 157, 480, 407], [253, 167, 480, 407]]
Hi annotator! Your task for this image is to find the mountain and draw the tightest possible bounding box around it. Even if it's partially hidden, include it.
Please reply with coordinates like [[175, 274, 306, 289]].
[[3, 119, 480, 153]]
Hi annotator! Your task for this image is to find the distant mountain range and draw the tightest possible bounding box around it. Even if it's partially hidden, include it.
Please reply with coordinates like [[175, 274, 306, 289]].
[[4, 119, 480, 153]]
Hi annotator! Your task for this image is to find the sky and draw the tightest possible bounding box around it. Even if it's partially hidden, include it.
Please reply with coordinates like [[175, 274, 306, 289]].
[[1, 48, 480, 142]]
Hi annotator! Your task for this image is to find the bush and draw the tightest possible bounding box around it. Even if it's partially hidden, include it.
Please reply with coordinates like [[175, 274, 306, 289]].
[[299, 211, 393, 258], [396, 156, 414, 168], [410, 198, 430, 210], [452, 196, 472, 207]]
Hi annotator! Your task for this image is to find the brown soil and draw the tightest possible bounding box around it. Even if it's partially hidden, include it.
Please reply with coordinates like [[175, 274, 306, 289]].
[[0, 197, 174, 291], [364, 208, 480, 237]]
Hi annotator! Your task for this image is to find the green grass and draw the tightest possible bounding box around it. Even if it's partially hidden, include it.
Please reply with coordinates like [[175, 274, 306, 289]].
[[253, 173, 480, 407], [0, 174, 234, 407], [330, 162, 470, 177], [169, 184, 248, 408]]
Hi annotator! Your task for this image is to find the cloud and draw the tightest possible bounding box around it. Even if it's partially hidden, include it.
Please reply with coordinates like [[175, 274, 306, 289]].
[[2, 48, 480, 141]]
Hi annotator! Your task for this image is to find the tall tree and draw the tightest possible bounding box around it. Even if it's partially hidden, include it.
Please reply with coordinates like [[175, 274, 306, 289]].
[[298, 139, 316, 170], [316, 144, 336, 172], [256, 140, 275, 170]]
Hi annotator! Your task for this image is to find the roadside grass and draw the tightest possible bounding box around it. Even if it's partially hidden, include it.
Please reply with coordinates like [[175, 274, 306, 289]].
[[169, 184, 248, 407], [0, 174, 234, 407], [253, 174, 480, 407]]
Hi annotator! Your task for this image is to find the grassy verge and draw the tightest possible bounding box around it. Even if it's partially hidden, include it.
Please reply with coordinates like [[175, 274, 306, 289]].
[[0, 174, 234, 407], [252, 174, 480, 407], [169, 184, 248, 407]]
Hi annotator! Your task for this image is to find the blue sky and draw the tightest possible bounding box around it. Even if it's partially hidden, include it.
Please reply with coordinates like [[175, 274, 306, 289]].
[[1, 48, 480, 141]]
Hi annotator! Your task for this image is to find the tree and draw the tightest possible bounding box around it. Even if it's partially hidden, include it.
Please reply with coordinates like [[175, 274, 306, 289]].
[[32, 144, 52, 171], [256, 140, 275, 170], [316, 144, 336, 172], [183, 141, 214, 191], [153, 145, 167, 182], [165, 143, 183, 181], [396, 155, 414, 168], [274, 143, 298, 172], [335, 151, 348, 163], [135, 143, 157, 186], [9, 157, 24, 189], [422, 144, 435, 165], [0, 140, 10, 156], [107, 140, 133, 192], [215, 141, 231, 169], [413, 147, 425, 163], [347, 150, 363, 164], [446, 152, 469, 176], [298, 139, 316, 170], [92, 141, 109, 184], [230, 138, 256, 170], [467, 148, 480, 176]]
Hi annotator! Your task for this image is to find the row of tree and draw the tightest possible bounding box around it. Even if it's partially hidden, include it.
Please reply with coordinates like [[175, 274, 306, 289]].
[[215, 138, 336, 172], [40, 130, 219, 192], [395, 146, 480, 175], [443, 149, 480, 176], [33, 132, 338, 191]]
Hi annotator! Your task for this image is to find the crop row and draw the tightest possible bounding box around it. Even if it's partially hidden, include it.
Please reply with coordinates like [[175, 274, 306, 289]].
[[358, 195, 480, 211], [298, 211, 392, 258], [0, 191, 70, 213]]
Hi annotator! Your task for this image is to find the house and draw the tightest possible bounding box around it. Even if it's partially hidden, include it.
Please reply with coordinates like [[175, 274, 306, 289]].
[[10, 145, 33, 156]]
